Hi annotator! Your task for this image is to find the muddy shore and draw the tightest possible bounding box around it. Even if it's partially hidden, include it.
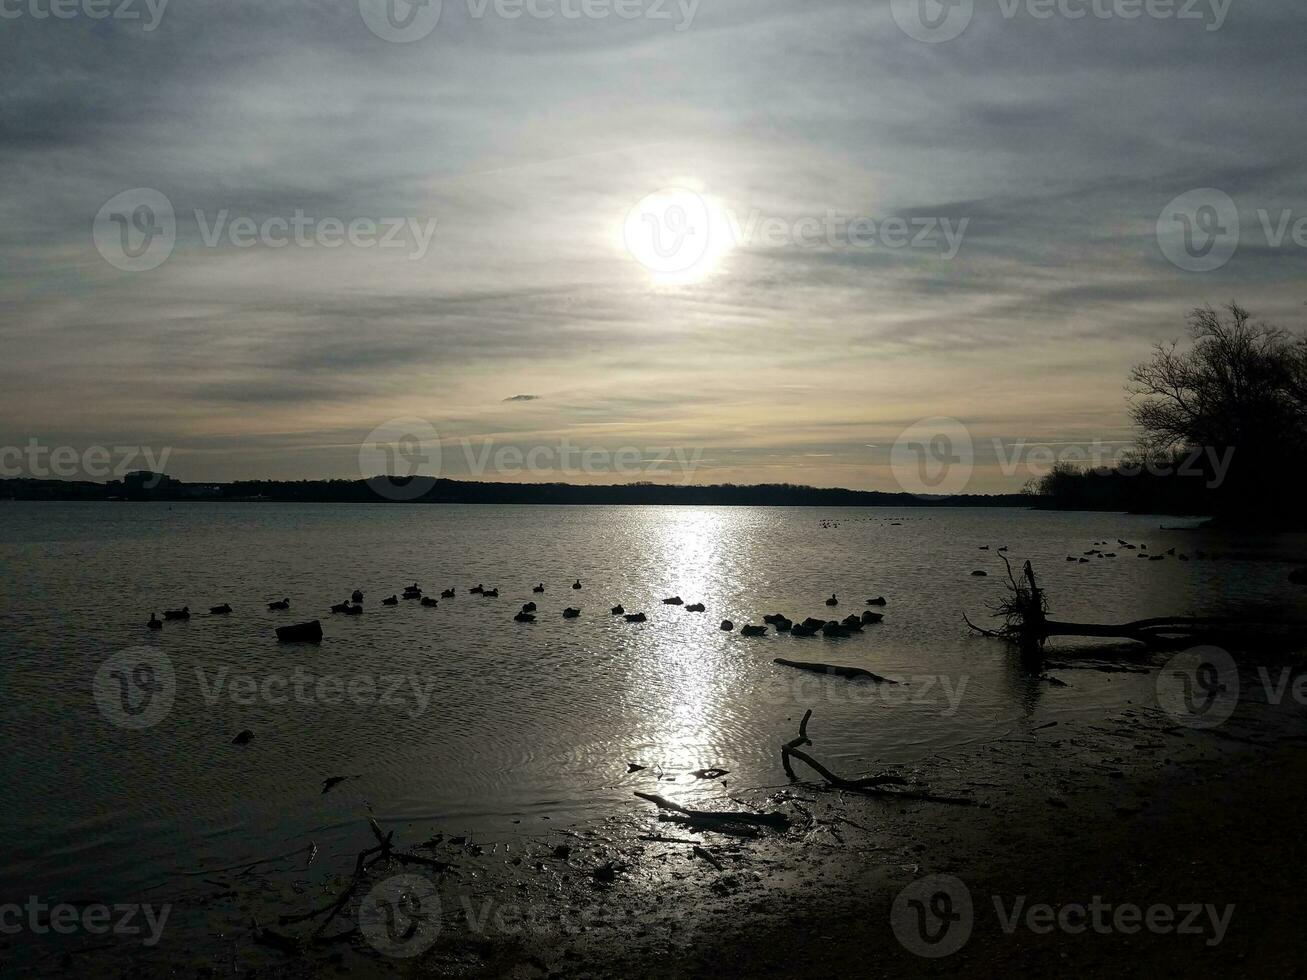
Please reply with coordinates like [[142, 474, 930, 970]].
[[24, 656, 1307, 979]]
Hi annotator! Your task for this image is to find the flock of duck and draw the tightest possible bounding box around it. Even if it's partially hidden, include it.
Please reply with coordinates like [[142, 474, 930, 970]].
[[144, 578, 891, 641]]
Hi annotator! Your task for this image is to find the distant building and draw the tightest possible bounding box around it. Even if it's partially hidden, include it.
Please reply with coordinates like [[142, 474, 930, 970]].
[[109, 471, 180, 500]]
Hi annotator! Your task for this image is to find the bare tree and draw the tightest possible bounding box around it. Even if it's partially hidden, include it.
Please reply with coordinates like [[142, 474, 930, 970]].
[[1127, 303, 1306, 522]]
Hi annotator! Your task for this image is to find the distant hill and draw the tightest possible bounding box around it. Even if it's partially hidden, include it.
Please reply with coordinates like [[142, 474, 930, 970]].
[[0, 476, 1029, 508]]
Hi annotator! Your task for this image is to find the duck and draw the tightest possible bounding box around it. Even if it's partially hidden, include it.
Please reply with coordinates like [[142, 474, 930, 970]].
[[971, 570, 987, 577], [572, 579, 583, 590], [404, 582, 421, 593], [352, 590, 364, 603], [533, 583, 545, 593], [148, 613, 163, 630], [343, 604, 363, 615], [231, 729, 253, 746], [685, 602, 706, 613], [720, 620, 734, 632], [210, 603, 232, 615], [330, 601, 351, 613], [624, 612, 647, 623], [441, 588, 456, 598], [825, 594, 838, 606], [840, 615, 864, 631], [382, 595, 398, 606], [483, 588, 499, 598], [268, 598, 290, 611], [861, 610, 884, 625], [470, 584, 484, 594], [791, 623, 816, 637], [821, 622, 850, 638], [611, 605, 625, 615], [865, 596, 887, 606], [421, 596, 439, 607], [403, 586, 422, 599], [563, 607, 581, 618], [164, 607, 190, 620], [740, 624, 767, 637], [514, 611, 536, 623], [521, 601, 537, 613], [662, 596, 683, 605], [801, 617, 827, 631]]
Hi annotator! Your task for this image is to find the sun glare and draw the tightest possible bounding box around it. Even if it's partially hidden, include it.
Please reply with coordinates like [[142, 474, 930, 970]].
[[622, 186, 735, 285]]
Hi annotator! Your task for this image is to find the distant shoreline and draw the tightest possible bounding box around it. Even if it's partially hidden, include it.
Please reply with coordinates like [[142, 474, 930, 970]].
[[1, 476, 1031, 508]]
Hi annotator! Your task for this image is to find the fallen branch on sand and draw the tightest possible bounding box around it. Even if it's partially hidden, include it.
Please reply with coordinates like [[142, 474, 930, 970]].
[[264, 817, 455, 951], [781, 709, 978, 806], [773, 659, 899, 684], [633, 791, 790, 830]]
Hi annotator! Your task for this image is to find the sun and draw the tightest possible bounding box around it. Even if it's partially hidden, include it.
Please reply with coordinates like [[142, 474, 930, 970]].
[[622, 186, 735, 285]]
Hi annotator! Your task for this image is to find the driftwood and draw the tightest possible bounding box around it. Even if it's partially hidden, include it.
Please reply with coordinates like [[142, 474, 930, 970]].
[[774, 659, 898, 684], [964, 555, 1302, 660], [265, 817, 455, 950], [633, 791, 789, 830], [781, 710, 978, 806]]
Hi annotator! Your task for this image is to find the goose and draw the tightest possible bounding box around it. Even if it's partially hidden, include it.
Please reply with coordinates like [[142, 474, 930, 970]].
[[865, 596, 887, 606], [330, 601, 351, 613], [685, 603, 706, 613], [572, 580, 582, 590], [720, 620, 734, 631], [268, 598, 290, 611], [441, 588, 456, 599], [522, 601, 537, 612], [563, 607, 581, 618], [210, 603, 232, 615], [483, 588, 499, 598], [421, 596, 439, 607], [740, 624, 767, 637], [861, 610, 884, 624], [662, 596, 683, 605], [624, 612, 647, 623], [148, 613, 163, 630], [825, 594, 838, 606], [382, 595, 398, 606], [514, 611, 536, 623], [352, 590, 364, 603], [164, 607, 190, 620], [611, 605, 625, 615], [533, 583, 545, 593], [343, 604, 363, 616], [470, 585, 484, 594]]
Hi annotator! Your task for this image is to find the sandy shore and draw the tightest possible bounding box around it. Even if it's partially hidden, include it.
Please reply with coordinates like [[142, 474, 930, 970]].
[[29, 655, 1307, 979]]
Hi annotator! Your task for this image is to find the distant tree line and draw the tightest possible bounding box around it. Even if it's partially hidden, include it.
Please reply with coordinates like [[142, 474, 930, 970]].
[[0, 476, 1026, 508]]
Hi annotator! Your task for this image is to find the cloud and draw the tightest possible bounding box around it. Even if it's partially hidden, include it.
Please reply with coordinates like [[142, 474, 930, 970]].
[[504, 394, 542, 401]]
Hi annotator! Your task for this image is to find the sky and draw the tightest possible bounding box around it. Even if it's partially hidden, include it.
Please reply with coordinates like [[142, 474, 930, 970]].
[[1, 0, 1304, 493]]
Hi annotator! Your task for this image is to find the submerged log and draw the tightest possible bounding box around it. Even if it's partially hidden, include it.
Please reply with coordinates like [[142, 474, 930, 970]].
[[773, 659, 898, 684]]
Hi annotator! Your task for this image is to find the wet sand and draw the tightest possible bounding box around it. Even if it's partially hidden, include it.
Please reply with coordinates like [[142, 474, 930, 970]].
[[32, 659, 1307, 979]]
